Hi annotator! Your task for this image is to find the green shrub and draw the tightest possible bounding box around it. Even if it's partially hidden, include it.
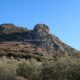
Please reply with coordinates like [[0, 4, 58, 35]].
[[40, 59, 80, 80], [0, 56, 80, 80], [40, 61, 67, 80], [66, 61, 80, 80], [17, 60, 41, 80], [0, 56, 18, 80]]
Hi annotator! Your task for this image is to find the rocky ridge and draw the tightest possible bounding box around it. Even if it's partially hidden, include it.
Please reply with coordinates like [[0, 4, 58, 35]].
[[0, 23, 76, 60]]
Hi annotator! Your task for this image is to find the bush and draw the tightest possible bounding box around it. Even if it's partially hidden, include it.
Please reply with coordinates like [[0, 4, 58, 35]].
[[40, 61, 67, 80], [0, 56, 80, 80], [40, 59, 80, 80], [0, 56, 18, 80], [66, 61, 80, 80], [17, 60, 41, 80]]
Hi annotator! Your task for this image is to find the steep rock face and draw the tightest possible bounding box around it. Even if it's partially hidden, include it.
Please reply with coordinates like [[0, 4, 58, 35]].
[[32, 24, 69, 56], [0, 23, 76, 59], [33, 24, 49, 35]]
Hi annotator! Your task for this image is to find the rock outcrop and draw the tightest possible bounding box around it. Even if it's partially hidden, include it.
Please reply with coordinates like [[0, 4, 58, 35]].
[[0, 23, 76, 60]]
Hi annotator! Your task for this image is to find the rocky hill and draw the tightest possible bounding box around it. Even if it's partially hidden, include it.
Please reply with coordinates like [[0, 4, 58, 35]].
[[0, 23, 77, 61]]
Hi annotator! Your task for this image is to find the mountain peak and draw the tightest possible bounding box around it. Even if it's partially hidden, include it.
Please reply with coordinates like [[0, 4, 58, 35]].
[[33, 24, 50, 34]]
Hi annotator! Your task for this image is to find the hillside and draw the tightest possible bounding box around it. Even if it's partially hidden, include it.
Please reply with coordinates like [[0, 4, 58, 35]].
[[0, 23, 77, 61]]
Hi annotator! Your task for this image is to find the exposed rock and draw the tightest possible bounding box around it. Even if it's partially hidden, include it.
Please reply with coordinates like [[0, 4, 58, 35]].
[[15, 76, 27, 80], [0, 23, 28, 34], [33, 24, 49, 33], [0, 23, 77, 60]]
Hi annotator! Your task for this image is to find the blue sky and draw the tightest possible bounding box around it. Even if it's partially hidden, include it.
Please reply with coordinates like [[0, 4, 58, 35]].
[[0, 0, 80, 50]]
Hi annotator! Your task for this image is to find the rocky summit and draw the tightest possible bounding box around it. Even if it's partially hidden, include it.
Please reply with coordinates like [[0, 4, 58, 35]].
[[0, 23, 76, 61]]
